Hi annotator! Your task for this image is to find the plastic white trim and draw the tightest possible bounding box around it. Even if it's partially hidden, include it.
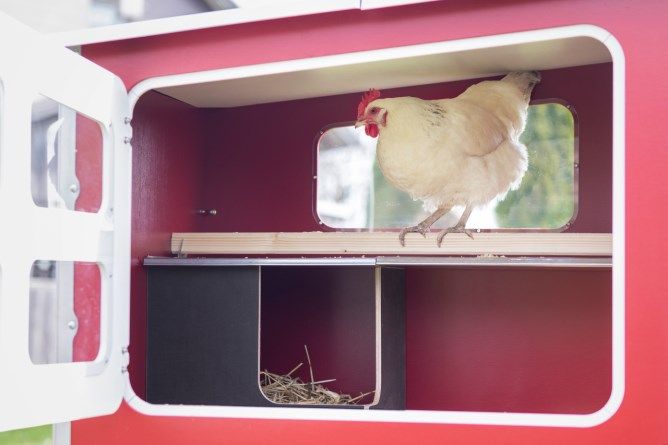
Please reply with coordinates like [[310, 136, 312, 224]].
[[129, 25, 611, 109], [49, 1, 360, 47], [125, 24, 625, 427]]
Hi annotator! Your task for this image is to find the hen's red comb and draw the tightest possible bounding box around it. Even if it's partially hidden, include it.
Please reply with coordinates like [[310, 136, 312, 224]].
[[357, 89, 381, 119]]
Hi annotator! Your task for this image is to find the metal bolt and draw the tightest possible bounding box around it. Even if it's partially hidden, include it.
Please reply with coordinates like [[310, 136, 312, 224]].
[[197, 209, 206, 215], [67, 320, 77, 330], [476, 229, 481, 233], [574, 163, 579, 168], [123, 137, 131, 144], [124, 117, 131, 124], [69, 184, 79, 193], [208, 209, 217, 216]]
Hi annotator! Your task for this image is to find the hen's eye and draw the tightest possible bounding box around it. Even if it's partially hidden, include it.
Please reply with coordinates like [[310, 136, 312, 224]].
[[370, 107, 379, 114]]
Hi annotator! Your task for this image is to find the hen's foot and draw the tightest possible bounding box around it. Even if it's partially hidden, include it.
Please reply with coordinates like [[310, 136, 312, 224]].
[[436, 225, 474, 247], [399, 223, 431, 247]]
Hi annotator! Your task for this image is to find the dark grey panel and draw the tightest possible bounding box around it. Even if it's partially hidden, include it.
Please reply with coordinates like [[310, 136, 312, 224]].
[[372, 267, 406, 410], [146, 266, 271, 406]]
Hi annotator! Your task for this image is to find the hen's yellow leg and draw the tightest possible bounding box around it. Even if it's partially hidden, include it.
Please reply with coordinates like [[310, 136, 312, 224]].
[[437, 204, 475, 247], [399, 206, 451, 247]]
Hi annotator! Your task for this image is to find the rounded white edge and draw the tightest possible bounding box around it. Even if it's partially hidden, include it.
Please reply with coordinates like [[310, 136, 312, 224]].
[[48, 1, 360, 48], [124, 24, 625, 428], [127, 24, 615, 112]]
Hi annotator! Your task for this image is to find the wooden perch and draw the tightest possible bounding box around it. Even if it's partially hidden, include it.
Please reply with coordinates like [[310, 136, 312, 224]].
[[171, 232, 612, 256]]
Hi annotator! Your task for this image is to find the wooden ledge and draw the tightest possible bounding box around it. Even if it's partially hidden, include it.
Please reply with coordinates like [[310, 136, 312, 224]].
[[171, 232, 612, 256]]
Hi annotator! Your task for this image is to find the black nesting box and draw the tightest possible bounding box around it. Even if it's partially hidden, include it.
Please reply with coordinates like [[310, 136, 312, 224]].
[[145, 261, 405, 409]]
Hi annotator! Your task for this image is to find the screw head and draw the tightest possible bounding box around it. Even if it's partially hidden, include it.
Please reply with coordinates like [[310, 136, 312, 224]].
[[69, 184, 79, 193], [67, 320, 77, 330], [208, 209, 218, 216]]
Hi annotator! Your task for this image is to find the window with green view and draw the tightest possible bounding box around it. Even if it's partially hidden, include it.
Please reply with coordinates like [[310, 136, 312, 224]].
[[316, 102, 576, 230]]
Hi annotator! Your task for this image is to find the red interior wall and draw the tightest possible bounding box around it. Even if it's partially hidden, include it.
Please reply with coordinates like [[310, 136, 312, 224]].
[[198, 63, 611, 233], [406, 267, 612, 413], [127, 63, 612, 400], [128, 91, 208, 396], [260, 267, 376, 402]]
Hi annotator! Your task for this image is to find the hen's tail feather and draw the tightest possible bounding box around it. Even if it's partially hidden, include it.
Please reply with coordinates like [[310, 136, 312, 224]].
[[502, 71, 541, 100]]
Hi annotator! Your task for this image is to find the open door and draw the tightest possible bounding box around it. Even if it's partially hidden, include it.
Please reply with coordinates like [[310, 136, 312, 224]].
[[0, 12, 131, 431]]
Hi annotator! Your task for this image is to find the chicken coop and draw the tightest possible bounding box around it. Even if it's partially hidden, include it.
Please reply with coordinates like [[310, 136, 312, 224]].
[[1, 0, 666, 444]]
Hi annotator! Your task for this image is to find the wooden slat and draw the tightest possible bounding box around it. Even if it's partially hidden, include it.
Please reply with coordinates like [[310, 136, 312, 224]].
[[171, 232, 612, 256]]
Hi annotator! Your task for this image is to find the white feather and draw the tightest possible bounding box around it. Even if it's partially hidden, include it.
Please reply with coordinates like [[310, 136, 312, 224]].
[[368, 72, 537, 213]]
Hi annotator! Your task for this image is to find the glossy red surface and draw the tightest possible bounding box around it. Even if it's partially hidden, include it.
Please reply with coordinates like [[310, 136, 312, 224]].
[[72, 0, 668, 443]]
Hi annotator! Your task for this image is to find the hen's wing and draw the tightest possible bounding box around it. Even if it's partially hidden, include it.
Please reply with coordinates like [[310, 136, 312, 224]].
[[430, 98, 510, 157]]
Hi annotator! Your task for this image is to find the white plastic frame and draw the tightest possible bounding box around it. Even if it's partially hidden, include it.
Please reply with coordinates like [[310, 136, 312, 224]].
[[0, 12, 131, 431], [125, 24, 624, 427]]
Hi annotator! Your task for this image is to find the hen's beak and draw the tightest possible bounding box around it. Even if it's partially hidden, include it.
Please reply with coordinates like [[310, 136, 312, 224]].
[[354, 120, 365, 128]]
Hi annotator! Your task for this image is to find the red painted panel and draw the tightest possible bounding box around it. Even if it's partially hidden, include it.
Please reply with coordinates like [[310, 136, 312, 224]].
[[73, 0, 668, 444], [73, 264, 101, 362], [406, 267, 611, 413], [127, 91, 208, 397], [73, 116, 103, 361], [74, 115, 102, 213]]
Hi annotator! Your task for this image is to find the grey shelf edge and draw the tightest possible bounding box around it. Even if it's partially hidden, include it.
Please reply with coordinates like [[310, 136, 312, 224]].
[[143, 257, 377, 266], [143, 256, 612, 268]]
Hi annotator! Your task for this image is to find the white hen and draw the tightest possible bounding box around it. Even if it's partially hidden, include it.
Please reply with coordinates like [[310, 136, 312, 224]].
[[355, 71, 540, 246]]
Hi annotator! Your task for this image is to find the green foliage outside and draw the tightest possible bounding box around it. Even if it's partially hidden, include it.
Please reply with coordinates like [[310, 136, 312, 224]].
[[370, 103, 575, 229], [495, 103, 575, 228], [0, 425, 51, 445]]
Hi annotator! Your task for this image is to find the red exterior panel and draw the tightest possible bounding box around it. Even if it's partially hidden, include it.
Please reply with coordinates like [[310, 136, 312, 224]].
[[72, 0, 668, 443]]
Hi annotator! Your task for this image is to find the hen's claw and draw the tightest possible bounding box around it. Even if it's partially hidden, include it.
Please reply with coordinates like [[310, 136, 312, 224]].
[[399, 224, 430, 247], [436, 225, 474, 247]]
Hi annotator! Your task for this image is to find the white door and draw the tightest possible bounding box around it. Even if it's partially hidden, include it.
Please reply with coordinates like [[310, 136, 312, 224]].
[[0, 12, 131, 431]]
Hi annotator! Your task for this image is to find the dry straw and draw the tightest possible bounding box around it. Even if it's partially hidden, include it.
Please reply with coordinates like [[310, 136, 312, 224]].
[[260, 345, 374, 405]]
